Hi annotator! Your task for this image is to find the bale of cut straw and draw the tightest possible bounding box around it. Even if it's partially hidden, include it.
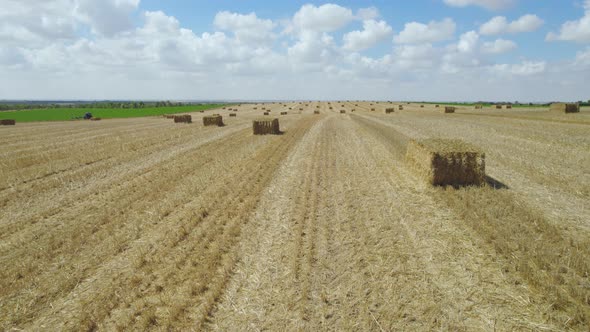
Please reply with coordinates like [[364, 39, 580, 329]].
[[263, 112, 270, 115], [314, 110, 320, 114], [506, 105, 512, 109], [385, 108, 395, 114], [1, 119, 16, 125], [280, 112, 288, 115], [398, 105, 404, 110], [435, 105, 440, 108], [202, 114, 223, 126], [550, 103, 580, 113], [371, 108, 375, 111], [174, 115, 192, 124], [253, 118, 280, 135], [340, 110, 346, 114], [443, 107, 456, 113], [406, 139, 485, 186], [496, 105, 502, 109], [229, 113, 237, 117]]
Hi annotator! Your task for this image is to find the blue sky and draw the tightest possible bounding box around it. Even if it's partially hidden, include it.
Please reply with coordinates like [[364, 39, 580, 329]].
[[1, 0, 589, 101]]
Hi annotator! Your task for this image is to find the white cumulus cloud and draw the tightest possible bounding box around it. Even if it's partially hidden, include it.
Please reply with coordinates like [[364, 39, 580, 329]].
[[480, 14, 544, 35], [291, 4, 354, 33], [546, 3, 590, 43], [394, 18, 456, 44], [481, 38, 517, 53], [343, 20, 393, 51], [214, 11, 275, 44], [443, 0, 516, 10]]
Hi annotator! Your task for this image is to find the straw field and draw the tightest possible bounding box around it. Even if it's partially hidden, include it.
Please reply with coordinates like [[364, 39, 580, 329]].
[[1, 102, 589, 331]]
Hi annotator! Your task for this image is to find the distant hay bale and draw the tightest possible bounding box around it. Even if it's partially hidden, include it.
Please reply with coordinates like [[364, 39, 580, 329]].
[[351, 109, 356, 112], [340, 110, 346, 114], [385, 108, 395, 114], [474, 105, 483, 109], [506, 105, 512, 109], [174, 115, 192, 124], [314, 110, 320, 114], [263, 112, 270, 115], [406, 139, 485, 187], [253, 118, 280, 135], [435, 105, 440, 108], [316, 105, 320, 108], [253, 107, 258, 110], [1, 119, 16, 125], [398, 105, 404, 110], [281, 112, 288, 115], [496, 105, 502, 109], [420, 105, 424, 108], [550, 103, 579, 113], [299, 108, 303, 110], [443, 107, 456, 113], [329, 107, 333, 109], [202, 114, 223, 126], [229, 113, 237, 117]]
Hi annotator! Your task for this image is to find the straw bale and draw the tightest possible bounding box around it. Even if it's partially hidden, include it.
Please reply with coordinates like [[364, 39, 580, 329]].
[[398, 105, 404, 110], [314, 110, 320, 114], [281, 112, 288, 115], [550, 103, 580, 113], [406, 139, 485, 186], [506, 105, 512, 109], [263, 112, 270, 115], [1, 119, 16, 125], [340, 110, 346, 114], [174, 115, 192, 124], [202, 114, 223, 126], [229, 113, 237, 117], [496, 105, 502, 109], [253, 118, 280, 135], [385, 108, 395, 114], [443, 107, 456, 113]]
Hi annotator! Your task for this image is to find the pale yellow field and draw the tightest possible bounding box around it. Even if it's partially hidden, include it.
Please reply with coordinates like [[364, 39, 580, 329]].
[[1, 102, 589, 331]]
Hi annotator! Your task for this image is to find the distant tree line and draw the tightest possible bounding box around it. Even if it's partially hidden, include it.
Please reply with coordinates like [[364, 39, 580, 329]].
[[0, 101, 190, 111]]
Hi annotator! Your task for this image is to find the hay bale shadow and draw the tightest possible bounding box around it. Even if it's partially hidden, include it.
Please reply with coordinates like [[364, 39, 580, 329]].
[[485, 176, 509, 189]]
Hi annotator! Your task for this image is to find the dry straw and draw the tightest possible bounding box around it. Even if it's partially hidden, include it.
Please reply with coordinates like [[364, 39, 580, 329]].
[[174, 115, 192, 124], [550, 103, 580, 113], [202, 114, 223, 126], [406, 138, 485, 186], [252, 118, 280, 135], [1, 119, 16, 125]]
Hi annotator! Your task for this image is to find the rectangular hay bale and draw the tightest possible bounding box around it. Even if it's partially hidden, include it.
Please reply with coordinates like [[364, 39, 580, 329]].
[[1, 119, 16, 125], [550, 103, 580, 113], [202, 114, 223, 126], [443, 107, 456, 113], [174, 115, 192, 123], [406, 139, 485, 186], [385, 108, 395, 114], [229, 113, 237, 117], [281, 112, 288, 115], [253, 118, 280, 135]]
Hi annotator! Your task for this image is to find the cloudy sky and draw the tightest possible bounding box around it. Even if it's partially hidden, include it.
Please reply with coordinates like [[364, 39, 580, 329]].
[[1, 0, 589, 101]]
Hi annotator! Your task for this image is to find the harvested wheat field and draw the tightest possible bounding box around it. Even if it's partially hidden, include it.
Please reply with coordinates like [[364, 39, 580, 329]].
[[1, 102, 589, 331]]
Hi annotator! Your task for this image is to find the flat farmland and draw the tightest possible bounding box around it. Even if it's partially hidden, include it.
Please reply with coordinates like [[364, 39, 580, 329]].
[[1, 102, 589, 331]]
